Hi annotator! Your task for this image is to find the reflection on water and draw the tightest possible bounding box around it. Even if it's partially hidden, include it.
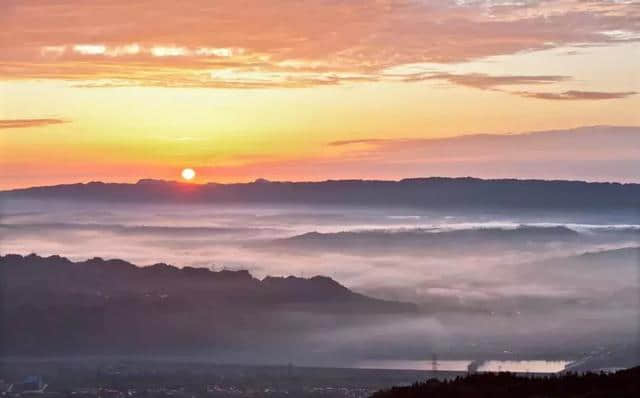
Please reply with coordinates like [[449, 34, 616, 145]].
[[477, 360, 569, 373], [356, 360, 472, 372], [356, 360, 570, 373]]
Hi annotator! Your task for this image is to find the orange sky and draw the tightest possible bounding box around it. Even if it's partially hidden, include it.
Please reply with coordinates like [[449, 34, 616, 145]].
[[1, 0, 639, 188]]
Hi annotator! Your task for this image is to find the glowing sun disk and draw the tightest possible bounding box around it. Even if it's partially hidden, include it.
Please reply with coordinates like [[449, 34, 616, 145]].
[[181, 168, 196, 180]]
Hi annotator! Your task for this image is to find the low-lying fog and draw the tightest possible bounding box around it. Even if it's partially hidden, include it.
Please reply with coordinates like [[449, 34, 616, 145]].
[[1, 198, 638, 369]]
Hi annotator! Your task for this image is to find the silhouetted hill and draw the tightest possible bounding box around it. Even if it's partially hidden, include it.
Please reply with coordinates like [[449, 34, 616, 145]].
[[532, 246, 640, 270], [371, 366, 640, 398], [3, 177, 639, 209], [263, 226, 584, 255], [0, 254, 415, 357]]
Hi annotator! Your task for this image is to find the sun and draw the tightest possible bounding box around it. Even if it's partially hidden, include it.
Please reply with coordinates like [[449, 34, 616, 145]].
[[181, 168, 196, 181]]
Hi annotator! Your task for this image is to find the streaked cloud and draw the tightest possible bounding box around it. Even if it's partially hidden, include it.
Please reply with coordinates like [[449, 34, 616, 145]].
[[73, 44, 107, 56], [328, 139, 387, 147], [395, 72, 569, 88], [516, 90, 637, 100], [326, 125, 640, 156], [404, 73, 637, 100], [40, 46, 66, 57], [150, 46, 189, 57], [0, 118, 68, 129], [195, 47, 238, 57], [107, 44, 141, 56], [314, 126, 640, 182]]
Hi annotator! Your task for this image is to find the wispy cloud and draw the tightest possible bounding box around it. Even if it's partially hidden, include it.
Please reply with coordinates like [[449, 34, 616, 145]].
[[328, 139, 387, 147], [398, 72, 569, 89], [0, 118, 68, 129], [320, 126, 640, 182], [0, 0, 638, 88], [388, 72, 636, 101], [515, 90, 637, 100]]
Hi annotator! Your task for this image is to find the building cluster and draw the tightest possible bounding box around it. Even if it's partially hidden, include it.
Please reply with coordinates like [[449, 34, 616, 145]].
[[0, 377, 373, 398]]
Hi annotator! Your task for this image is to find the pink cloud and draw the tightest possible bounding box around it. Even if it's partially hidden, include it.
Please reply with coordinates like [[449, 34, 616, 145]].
[[516, 90, 637, 100], [411, 73, 568, 89], [0, 0, 638, 88], [0, 118, 67, 129]]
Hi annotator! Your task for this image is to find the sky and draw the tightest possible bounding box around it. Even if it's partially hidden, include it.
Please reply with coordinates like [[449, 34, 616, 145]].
[[1, 0, 639, 189]]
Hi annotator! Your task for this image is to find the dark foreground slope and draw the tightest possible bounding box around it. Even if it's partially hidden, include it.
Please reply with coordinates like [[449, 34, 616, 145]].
[[371, 367, 640, 398], [4, 177, 640, 209], [0, 254, 415, 359]]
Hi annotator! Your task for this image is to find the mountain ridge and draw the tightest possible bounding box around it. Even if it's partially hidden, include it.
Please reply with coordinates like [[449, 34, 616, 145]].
[[0, 253, 409, 304], [3, 177, 639, 209], [6, 175, 640, 193], [0, 253, 416, 358]]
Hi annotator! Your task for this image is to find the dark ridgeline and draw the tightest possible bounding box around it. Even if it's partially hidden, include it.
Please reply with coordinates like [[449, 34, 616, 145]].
[[265, 225, 587, 255], [0, 254, 415, 357], [371, 367, 640, 398], [3, 177, 640, 209]]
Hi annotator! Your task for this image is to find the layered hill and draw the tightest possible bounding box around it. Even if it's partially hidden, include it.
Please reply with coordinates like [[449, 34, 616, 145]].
[[0, 254, 415, 357]]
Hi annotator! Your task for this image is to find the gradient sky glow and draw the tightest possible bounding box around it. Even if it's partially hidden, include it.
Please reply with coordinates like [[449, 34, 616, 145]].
[[1, 0, 639, 188]]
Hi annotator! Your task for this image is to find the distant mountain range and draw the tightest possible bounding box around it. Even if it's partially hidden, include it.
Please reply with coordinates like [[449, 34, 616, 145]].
[[258, 225, 639, 256], [3, 177, 639, 209], [263, 226, 581, 255], [0, 254, 415, 357]]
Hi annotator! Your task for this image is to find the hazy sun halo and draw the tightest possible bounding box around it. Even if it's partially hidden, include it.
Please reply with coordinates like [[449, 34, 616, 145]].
[[181, 168, 196, 181]]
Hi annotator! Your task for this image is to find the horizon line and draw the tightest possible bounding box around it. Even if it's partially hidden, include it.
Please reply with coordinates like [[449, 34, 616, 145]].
[[3, 175, 640, 193]]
